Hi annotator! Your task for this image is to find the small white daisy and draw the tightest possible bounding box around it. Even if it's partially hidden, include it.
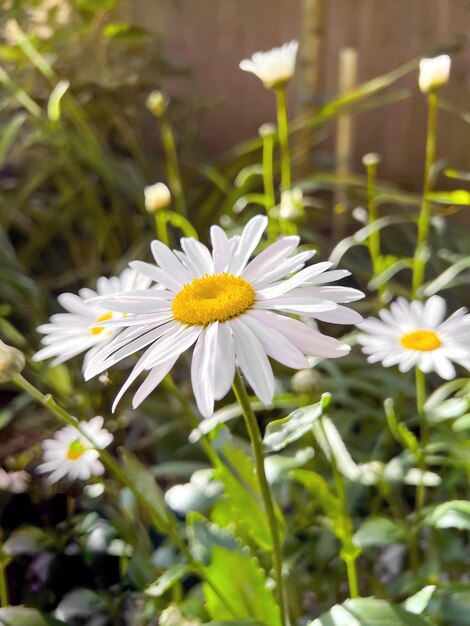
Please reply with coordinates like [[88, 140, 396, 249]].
[[357, 296, 470, 379], [239, 41, 299, 89], [33, 269, 151, 371], [37, 416, 113, 484], [84, 215, 363, 417]]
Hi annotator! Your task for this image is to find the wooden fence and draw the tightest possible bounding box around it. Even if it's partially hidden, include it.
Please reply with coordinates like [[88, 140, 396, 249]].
[[126, 0, 470, 190]]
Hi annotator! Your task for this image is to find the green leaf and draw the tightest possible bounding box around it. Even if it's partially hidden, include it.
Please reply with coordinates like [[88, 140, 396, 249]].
[[102, 22, 150, 41], [307, 597, 433, 625], [234, 165, 264, 188], [3, 526, 55, 556], [215, 445, 278, 550], [263, 396, 328, 453], [205, 622, 263, 626], [120, 450, 172, 529], [426, 190, 470, 205], [424, 501, 470, 530], [0, 607, 65, 626], [353, 517, 406, 548], [204, 547, 282, 626], [145, 564, 193, 597], [187, 513, 241, 565], [47, 80, 70, 122], [402, 586, 436, 615]]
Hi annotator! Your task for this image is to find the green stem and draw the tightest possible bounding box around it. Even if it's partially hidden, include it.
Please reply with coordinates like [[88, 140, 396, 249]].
[[365, 161, 384, 300], [12, 374, 238, 617], [232, 370, 289, 626], [412, 91, 438, 299], [0, 556, 9, 607], [275, 87, 292, 191], [415, 367, 428, 528], [262, 131, 277, 242], [318, 416, 360, 598], [160, 114, 187, 216], [154, 210, 170, 246]]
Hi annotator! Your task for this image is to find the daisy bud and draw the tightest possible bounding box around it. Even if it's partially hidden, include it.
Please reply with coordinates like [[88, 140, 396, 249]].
[[146, 90, 168, 117], [279, 187, 304, 220], [291, 368, 321, 393], [418, 55, 451, 93], [240, 41, 299, 89], [362, 153, 381, 168], [144, 182, 171, 213], [0, 339, 25, 383], [258, 123, 277, 138]]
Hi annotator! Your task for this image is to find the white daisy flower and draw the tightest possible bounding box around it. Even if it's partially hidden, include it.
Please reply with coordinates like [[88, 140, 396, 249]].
[[33, 269, 152, 371], [418, 54, 451, 93], [37, 416, 113, 484], [84, 215, 363, 417], [239, 41, 299, 89], [357, 296, 470, 379]]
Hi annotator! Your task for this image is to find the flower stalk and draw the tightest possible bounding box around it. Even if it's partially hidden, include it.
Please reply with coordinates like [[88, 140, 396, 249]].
[[362, 154, 384, 300], [11, 373, 239, 618], [412, 91, 438, 298], [412, 367, 428, 571], [275, 87, 292, 191], [232, 369, 289, 626], [318, 415, 360, 598], [259, 124, 277, 242]]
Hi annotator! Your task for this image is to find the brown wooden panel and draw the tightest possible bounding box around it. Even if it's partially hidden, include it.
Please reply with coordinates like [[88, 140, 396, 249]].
[[129, 0, 470, 190]]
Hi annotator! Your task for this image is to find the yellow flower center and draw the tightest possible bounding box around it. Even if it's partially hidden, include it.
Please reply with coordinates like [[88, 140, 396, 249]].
[[172, 273, 255, 326], [91, 311, 113, 335], [67, 439, 87, 461], [400, 329, 441, 351]]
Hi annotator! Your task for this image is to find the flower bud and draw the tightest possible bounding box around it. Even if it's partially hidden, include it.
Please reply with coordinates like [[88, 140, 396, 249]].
[[146, 90, 168, 117], [291, 368, 321, 393], [0, 339, 25, 383], [279, 187, 304, 220], [362, 152, 381, 168], [144, 182, 171, 213], [258, 122, 277, 138], [418, 55, 451, 93]]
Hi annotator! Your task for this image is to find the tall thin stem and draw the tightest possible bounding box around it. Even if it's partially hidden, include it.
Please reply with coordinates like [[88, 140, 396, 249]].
[[160, 114, 187, 217], [318, 416, 360, 598], [0, 553, 9, 607], [154, 210, 170, 246], [12, 374, 238, 617], [275, 87, 292, 191], [232, 370, 289, 626], [364, 156, 384, 300], [410, 367, 428, 574], [412, 91, 438, 299], [261, 129, 277, 242]]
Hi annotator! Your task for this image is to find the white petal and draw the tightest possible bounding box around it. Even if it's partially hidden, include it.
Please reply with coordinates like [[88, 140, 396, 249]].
[[257, 262, 332, 299], [423, 295, 447, 328], [150, 239, 193, 284], [180, 238, 214, 276], [242, 312, 309, 368], [242, 236, 299, 282], [228, 215, 268, 275], [191, 324, 218, 417], [132, 356, 180, 408], [230, 317, 275, 404], [248, 310, 350, 358], [312, 305, 363, 324], [213, 322, 236, 400], [129, 261, 183, 291], [210, 225, 231, 273]]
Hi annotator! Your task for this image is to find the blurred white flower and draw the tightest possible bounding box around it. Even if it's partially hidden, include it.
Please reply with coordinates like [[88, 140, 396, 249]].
[[0, 467, 29, 493], [84, 215, 363, 417], [144, 182, 171, 213], [279, 187, 304, 220], [419, 55, 451, 93], [33, 269, 151, 372], [37, 416, 113, 484], [239, 41, 299, 89], [358, 296, 470, 379], [0, 339, 25, 383]]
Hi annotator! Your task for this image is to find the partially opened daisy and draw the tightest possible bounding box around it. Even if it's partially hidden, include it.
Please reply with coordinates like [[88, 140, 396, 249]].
[[33, 269, 151, 371], [239, 41, 299, 89], [84, 215, 363, 417], [357, 296, 470, 379], [37, 416, 113, 484]]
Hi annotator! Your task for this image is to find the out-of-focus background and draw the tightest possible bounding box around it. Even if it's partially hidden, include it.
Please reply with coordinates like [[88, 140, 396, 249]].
[[126, 0, 470, 188]]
